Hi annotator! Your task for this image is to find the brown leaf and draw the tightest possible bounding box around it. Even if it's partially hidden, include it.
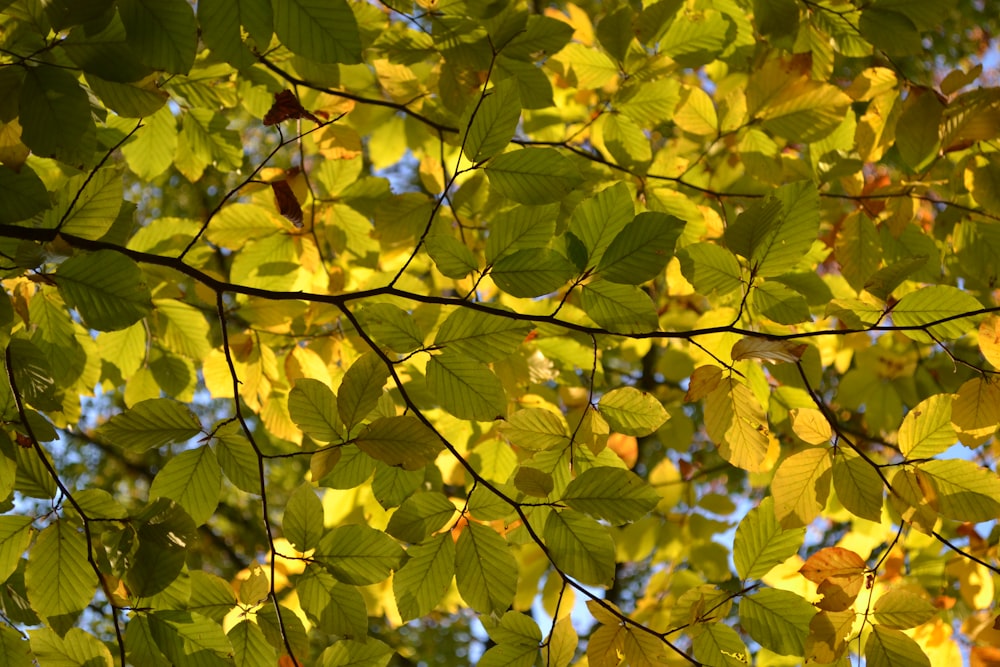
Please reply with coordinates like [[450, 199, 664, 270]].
[[731, 337, 809, 364], [800, 546, 867, 611], [271, 180, 303, 227], [263, 90, 321, 126]]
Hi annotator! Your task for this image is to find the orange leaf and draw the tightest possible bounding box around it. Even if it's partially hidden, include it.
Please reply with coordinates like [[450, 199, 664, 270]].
[[263, 90, 321, 126], [684, 365, 723, 402], [800, 547, 867, 611]]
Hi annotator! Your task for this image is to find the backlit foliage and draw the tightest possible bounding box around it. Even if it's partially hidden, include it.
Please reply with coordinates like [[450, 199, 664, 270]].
[[1, 0, 1000, 665]]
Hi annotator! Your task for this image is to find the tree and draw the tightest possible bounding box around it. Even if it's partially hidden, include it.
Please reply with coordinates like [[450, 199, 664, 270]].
[[0, 0, 999, 664]]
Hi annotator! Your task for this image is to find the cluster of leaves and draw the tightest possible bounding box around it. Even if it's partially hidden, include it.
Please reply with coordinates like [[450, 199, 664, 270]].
[[1, 0, 1000, 665]]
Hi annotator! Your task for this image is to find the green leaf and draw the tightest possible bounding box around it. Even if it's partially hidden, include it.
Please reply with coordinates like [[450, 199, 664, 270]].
[[692, 623, 750, 667], [677, 243, 744, 296], [433, 307, 532, 363], [213, 423, 260, 494], [562, 468, 660, 524], [769, 182, 822, 276], [121, 105, 178, 181], [86, 72, 169, 118], [175, 108, 244, 181], [898, 394, 955, 459], [733, 497, 806, 580], [198, 0, 256, 69], [289, 378, 343, 443], [895, 92, 943, 172], [543, 510, 615, 587], [424, 235, 478, 279], [833, 448, 884, 522], [864, 625, 930, 667], [0, 625, 32, 667], [0, 516, 33, 584], [0, 165, 49, 224], [891, 285, 984, 342], [284, 483, 325, 552], [872, 589, 937, 630], [485, 204, 559, 263], [465, 78, 521, 163], [598, 386, 669, 436], [188, 571, 237, 623], [54, 251, 152, 331], [836, 212, 883, 292], [917, 459, 1000, 522], [19, 65, 95, 167], [60, 11, 149, 82], [860, 8, 922, 56], [356, 303, 424, 354], [119, 0, 199, 74], [147, 610, 234, 666], [500, 408, 569, 451], [28, 628, 112, 667], [25, 523, 96, 622], [385, 492, 456, 544], [316, 524, 404, 585], [490, 248, 576, 298], [393, 533, 455, 621], [752, 281, 811, 324], [229, 619, 277, 667], [739, 588, 814, 656], [659, 8, 732, 67], [272, 0, 362, 64], [597, 212, 685, 284], [338, 351, 390, 431], [749, 59, 852, 143], [149, 445, 222, 526], [6, 337, 62, 413], [484, 148, 582, 204], [455, 521, 518, 615], [96, 398, 203, 452], [257, 603, 309, 661], [597, 112, 651, 166], [355, 416, 443, 470], [320, 638, 395, 667], [426, 352, 507, 421], [581, 280, 659, 334], [298, 567, 368, 639], [568, 183, 634, 268], [674, 85, 719, 135]]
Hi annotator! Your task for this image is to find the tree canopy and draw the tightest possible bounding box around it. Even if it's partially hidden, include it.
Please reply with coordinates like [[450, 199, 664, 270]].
[[1, 0, 999, 665]]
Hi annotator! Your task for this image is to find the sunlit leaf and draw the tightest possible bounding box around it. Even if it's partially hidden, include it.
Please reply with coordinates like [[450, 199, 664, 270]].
[[562, 468, 660, 524], [54, 251, 152, 332], [455, 522, 518, 615], [96, 398, 203, 452], [734, 497, 805, 580], [544, 510, 615, 587], [316, 524, 405, 585]]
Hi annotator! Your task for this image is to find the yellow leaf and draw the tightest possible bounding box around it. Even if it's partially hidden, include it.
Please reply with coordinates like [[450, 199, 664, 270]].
[[946, 558, 994, 610], [772, 447, 832, 529], [705, 378, 770, 472], [979, 315, 1000, 369], [684, 365, 723, 402], [789, 408, 833, 445], [0, 119, 29, 171], [952, 377, 1000, 447], [588, 623, 626, 667], [805, 609, 855, 664], [542, 617, 578, 667], [623, 626, 668, 666]]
